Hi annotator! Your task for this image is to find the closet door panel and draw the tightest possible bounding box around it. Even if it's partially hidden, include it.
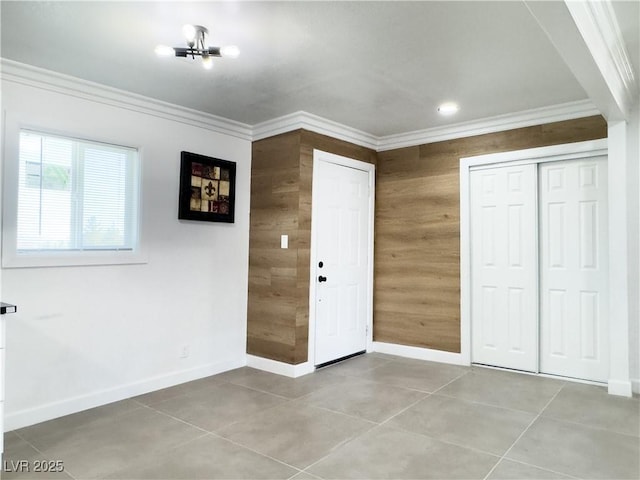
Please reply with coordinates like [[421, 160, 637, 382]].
[[470, 165, 538, 372], [539, 157, 609, 382]]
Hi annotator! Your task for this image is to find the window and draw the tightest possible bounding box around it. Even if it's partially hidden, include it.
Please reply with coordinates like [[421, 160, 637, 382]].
[[4, 130, 142, 267]]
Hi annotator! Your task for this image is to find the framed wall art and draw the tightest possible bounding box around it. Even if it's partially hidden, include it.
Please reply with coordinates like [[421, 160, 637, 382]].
[[178, 151, 236, 223]]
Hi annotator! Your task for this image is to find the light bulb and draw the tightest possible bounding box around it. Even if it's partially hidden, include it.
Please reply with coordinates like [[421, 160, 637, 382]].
[[202, 55, 213, 70], [220, 45, 240, 58], [154, 45, 175, 57], [183, 24, 197, 43], [437, 103, 459, 115]]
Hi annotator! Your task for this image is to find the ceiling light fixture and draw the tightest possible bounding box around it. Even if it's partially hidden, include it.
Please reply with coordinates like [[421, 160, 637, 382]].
[[155, 24, 239, 69], [437, 103, 459, 115]]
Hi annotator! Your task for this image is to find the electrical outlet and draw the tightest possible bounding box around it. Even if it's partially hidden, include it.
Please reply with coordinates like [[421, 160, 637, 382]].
[[180, 345, 190, 359]]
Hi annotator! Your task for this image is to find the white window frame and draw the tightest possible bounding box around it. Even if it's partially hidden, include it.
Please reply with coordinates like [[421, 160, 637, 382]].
[[2, 125, 146, 268]]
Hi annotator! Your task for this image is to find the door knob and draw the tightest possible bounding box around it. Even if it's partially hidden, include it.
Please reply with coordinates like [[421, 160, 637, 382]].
[[318, 275, 327, 283]]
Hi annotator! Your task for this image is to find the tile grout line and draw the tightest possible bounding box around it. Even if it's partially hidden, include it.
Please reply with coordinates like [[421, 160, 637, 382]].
[[378, 368, 470, 427], [538, 412, 640, 439], [299, 369, 489, 477], [15, 357, 621, 480], [432, 390, 554, 416], [492, 457, 582, 480], [137, 371, 410, 478], [11, 429, 80, 480], [217, 381, 299, 401], [372, 397, 513, 459], [87, 404, 213, 479], [216, 369, 377, 403], [482, 383, 568, 480], [378, 416, 505, 459], [7, 401, 158, 480], [296, 401, 382, 425], [294, 378, 433, 424], [206, 429, 306, 476], [141, 395, 299, 436], [298, 422, 381, 476], [299, 370, 471, 473], [227, 401, 378, 475], [320, 358, 396, 378], [8, 367, 342, 480], [292, 359, 434, 476], [137, 376, 308, 434], [442, 376, 640, 437], [223, 364, 447, 428], [205, 396, 302, 433], [102, 430, 213, 480], [141, 400, 306, 477], [351, 371, 477, 448], [137, 371, 316, 407], [430, 369, 472, 394], [138, 403, 212, 436]]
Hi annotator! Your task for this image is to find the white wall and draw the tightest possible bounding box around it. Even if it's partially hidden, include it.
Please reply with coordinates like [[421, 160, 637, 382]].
[[1, 77, 251, 429], [628, 107, 640, 392]]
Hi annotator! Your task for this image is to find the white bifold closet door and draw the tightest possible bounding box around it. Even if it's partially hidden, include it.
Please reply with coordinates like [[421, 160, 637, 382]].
[[470, 164, 538, 372], [470, 157, 609, 382], [539, 157, 609, 382]]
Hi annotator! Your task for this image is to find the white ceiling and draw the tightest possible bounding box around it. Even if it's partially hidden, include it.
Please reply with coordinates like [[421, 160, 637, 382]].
[[1, 1, 638, 137]]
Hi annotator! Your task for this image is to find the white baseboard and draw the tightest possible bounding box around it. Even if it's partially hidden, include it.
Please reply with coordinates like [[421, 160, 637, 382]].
[[246, 354, 315, 378], [607, 379, 633, 397], [372, 342, 470, 366], [375, 342, 635, 397], [4, 357, 246, 431]]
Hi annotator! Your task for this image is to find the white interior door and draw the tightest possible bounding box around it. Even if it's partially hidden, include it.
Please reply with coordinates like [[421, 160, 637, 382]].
[[539, 157, 609, 382], [470, 164, 538, 372], [0, 122, 4, 453], [313, 156, 370, 365], [0, 305, 3, 455]]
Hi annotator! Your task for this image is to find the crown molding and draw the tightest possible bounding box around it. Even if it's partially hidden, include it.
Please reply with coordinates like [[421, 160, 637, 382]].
[[376, 100, 600, 152], [2, 59, 601, 153], [565, 0, 638, 119], [252, 111, 379, 150], [0, 59, 253, 141], [252, 100, 599, 152]]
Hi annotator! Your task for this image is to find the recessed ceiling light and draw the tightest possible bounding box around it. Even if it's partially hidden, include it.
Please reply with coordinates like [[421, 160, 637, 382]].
[[438, 103, 459, 115]]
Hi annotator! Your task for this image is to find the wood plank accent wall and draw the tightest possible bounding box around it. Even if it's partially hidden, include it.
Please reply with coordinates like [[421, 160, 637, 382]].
[[248, 129, 376, 364], [374, 115, 607, 353], [247, 131, 301, 364]]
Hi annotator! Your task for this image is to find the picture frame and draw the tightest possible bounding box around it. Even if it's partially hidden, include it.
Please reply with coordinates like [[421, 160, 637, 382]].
[[178, 151, 236, 223]]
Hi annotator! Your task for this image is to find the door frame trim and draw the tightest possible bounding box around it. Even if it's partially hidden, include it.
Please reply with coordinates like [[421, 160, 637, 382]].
[[308, 149, 375, 367], [459, 139, 624, 384]]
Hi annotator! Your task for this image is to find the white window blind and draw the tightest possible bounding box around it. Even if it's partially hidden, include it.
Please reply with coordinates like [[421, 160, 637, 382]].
[[17, 130, 139, 254]]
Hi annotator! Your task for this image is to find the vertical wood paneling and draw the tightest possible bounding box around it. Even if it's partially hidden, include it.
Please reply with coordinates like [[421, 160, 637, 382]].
[[374, 115, 607, 352], [247, 131, 301, 363]]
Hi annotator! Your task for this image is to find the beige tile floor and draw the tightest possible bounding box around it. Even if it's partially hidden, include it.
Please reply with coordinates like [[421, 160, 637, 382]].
[[3, 353, 639, 479]]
